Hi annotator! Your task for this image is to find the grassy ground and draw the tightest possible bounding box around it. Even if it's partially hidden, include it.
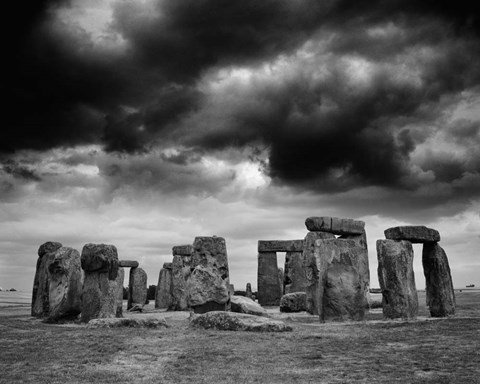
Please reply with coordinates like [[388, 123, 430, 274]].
[[1, 291, 479, 384]]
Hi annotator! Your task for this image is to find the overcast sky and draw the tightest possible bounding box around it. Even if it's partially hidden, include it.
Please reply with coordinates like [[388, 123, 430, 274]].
[[2, 0, 479, 292]]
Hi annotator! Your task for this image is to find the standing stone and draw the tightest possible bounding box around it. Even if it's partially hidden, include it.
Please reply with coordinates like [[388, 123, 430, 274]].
[[128, 267, 147, 310], [384, 226, 440, 243], [339, 229, 370, 306], [246, 283, 253, 300], [422, 243, 455, 317], [257, 252, 282, 306], [47, 247, 83, 321], [278, 268, 284, 296], [192, 236, 229, 283], [80, 243, 120, 323], [377, 239, 418, 320], [32, 241, 63, 317], [284, 251, 307, 294], [303, 231, 335, 316], [171, 248, 193, 311], [187, 265, 230, 313], [321, 239, 368, 321], [155, 262, 173, 309], [116, 268, 125, 317]]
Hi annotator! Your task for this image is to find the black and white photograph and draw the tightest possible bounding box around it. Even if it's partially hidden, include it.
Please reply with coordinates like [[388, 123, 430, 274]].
[[1, 1, 479, 382]]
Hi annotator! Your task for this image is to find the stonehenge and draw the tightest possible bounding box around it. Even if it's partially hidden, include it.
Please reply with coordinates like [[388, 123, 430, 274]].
[[127, 267, 147, 310], [377, 225, 455, 319], [155, 262, 173, 309]]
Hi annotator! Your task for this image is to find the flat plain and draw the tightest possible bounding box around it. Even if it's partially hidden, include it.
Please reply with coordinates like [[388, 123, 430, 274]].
[[1, 290, 479, 384]]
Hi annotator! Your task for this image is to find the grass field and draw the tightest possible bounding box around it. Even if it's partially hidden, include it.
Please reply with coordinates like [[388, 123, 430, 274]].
[[1, 291, 479, 383]]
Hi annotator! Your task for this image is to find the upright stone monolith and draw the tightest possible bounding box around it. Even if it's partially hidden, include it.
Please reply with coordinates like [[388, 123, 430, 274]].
[[422, 243, 455, 317], [80, 243, 120, 322], [246, 283, 253, 300], [377, 239, 418, 319], [321, 239, 368, 321], [155, 262, 173, 309], [32, 241, 63, 317], [189, 236, 231, 313], [47, 247, 83, 321], [278, 267, 284, 296], [128, 267, 147, 310], [171, 245, 194, 311], [303, 231, 335, 316], [257, 252, 282, 306], [284, 251, 307, 294]]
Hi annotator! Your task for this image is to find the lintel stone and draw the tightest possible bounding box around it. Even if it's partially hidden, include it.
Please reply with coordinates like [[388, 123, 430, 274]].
[[172, 245, 194, 256], [119, 260, 139, 268], [384, 226, 440, 243], [258, 240, 304, 253], [305, 217, 365, 235]]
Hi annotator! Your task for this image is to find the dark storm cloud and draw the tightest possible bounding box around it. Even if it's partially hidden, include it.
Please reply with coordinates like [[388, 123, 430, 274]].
[[1, 160, 42, 182], [4, 0, 480, 204]]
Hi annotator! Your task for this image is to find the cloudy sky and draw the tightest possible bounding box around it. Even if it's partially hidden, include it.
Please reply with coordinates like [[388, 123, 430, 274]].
[[2, 0, 480, 292]]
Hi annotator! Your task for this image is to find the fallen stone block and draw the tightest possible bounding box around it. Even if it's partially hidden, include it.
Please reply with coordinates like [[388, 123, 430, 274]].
[[384, 226, 440, 243], [230, 295, 268, 317], [86, 317, 169, 328], [280, 292, 307, 313], [305, 217, 365, 235], [258, 240, 304, 253], [190, 311, 292, 332]]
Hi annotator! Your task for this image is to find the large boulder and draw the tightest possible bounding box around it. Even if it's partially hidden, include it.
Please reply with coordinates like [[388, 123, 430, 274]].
[[321, 239, 369, 321], [155, 262, 173, 309], [257, 251, 282, 306], [47, 247, 83, 321], [187, 265, 230, 313], [128, 267, 147, 310], [422, 243, 455, 317], [377, 239, 418, 319], [80, 244, 120, 323], [190, 311, 292, 332], [32, 241, 63, 317], [305, 217, 365, 235], [384, 226, 440, 243], [303, 231, 335, 316], [230, 295, 268, 317], [280, 292, 307, 313]]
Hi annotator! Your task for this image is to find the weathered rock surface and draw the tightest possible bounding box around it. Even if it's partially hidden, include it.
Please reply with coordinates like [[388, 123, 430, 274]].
[[172, 245, 194, 256], [284, 251, 307, 294], [47, 247, 83, 321], [32, 241, 63, 317], [258, 240, 304, 253], [384, 226, 440, 243], [87, 317, 169, 328], [305, 217, 365, 235], [320, 239, 369, 321], [422, 243, 455, 317], [257, 252, 282, 306], [118, 260, 139, 268], [171, 253, 193, 310], [190, 311, 292, 332], [128, 267, 147, 310], [80, 244, 120, 323], [38, 241, 63, 258], [192, 236, 229, 282], [155, 263, 173, 309], [278, 268, 284, 295], [187, 265, 230, 313], [303, 231, 335, 316], [230, 295, 268, 317], [116, 267, 125, 317], [377, 239, 418, 319], [280, 292, 307, 313]]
